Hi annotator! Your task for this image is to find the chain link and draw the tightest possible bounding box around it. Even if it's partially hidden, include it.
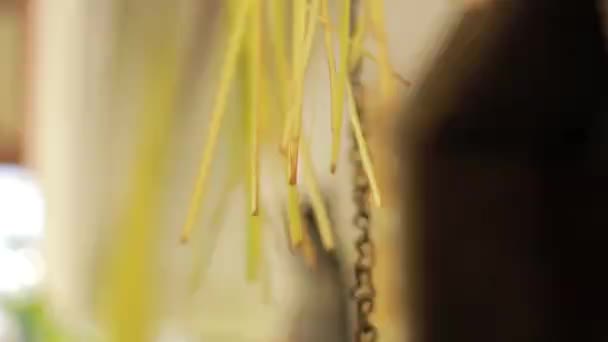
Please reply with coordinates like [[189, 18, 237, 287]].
[[349, 1, 377, 339], [349, 99, 378, 342]]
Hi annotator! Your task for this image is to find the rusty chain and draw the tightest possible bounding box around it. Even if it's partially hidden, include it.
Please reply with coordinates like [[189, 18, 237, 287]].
[[349, 1, 377, 341]]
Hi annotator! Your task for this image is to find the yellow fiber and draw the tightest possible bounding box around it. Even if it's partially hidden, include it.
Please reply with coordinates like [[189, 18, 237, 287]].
[[286, 0, 322, 180], [269, 0, 290, 125], [302, 0, 321, 71], [99, 5, 179, 341], [346, 81, 382, 207], [280, 111, 293, 155], [245, 1, 263, 279], [187, 49, 252, 291], [188, 167, 241, 293], [260, 247, 271, 304], [366, 0, 395, 101], [287, 136, 300, 185], [284, 0, 308, 183], [287, 185, 304, 248], [301, 140, 335, 250], [329, 0, 351, 174], [246, 214, 262, 281], [180, 0, 253, 243], [349, 6, 367, 72], [300, 223, 318, 270], [360, 48, 411, 87], [248, 0, 262, 216], [318, 1, 340, 172], [292, 0, 307, 80]]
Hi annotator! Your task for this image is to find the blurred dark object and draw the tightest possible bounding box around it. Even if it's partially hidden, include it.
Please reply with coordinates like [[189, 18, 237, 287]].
[[399, 1, 608, 341]]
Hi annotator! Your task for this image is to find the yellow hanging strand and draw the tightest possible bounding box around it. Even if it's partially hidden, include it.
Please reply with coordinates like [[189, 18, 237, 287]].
[[246, 0, 263, 280], [329, 0, 351, 173], [283, 0, 308, 184], [180, 0, 253, 243], [301, 139, 335, 250], [287, 184, 304, 248], [248, 0, 262, 216], [366, 0, 394, 101], [346, 81, 382, 207]]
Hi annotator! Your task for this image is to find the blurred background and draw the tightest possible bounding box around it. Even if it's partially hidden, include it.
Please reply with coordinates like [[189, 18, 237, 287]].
[[0, 0, 469, 341]]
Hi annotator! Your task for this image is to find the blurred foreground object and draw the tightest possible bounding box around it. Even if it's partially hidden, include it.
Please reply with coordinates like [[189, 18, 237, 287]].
[[0, 0, 26, 164], [400, 1, 608, 341]]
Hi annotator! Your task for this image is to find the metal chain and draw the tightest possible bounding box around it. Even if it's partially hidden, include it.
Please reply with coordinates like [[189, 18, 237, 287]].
[[349, 1, 377, 341], [349, 134, 378, 342]]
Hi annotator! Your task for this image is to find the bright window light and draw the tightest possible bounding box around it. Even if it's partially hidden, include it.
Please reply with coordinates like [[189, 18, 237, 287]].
[[0, 164, 45, 296], [0, 164, 45, 242]]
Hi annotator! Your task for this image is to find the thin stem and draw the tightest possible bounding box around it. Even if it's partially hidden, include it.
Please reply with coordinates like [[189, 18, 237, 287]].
[[302, 139, 335, 250], [180, 0, 253, 243], [347, 81, 382, 207]]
